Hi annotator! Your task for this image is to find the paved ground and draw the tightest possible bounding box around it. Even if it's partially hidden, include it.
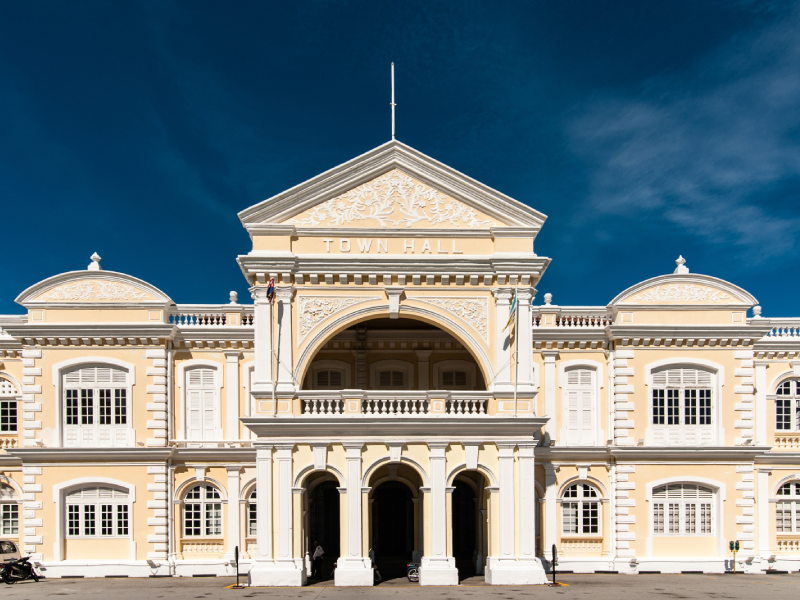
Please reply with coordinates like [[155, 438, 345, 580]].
[[4, 573, 800, 599]]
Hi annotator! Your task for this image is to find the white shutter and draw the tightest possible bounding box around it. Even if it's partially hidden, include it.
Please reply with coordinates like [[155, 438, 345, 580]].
[[565, 369, 595, 446], [202, 390, 216, 440], [581, 390, 593, 432], [567, 391, 579, 445], [188, 390, 202, 440]]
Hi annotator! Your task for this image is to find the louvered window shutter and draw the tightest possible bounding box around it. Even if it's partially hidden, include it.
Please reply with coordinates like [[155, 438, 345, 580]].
[[581, 391, 593, 431], [188, 390, 202, 440], [565, 369, 594, 445], [567, 391, 579, 444], [187, 369, 217, 440], [203, 390, 216, 440]]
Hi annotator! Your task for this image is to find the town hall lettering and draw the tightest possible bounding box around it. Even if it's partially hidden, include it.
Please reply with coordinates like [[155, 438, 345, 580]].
[[321, 238, 465, 254]]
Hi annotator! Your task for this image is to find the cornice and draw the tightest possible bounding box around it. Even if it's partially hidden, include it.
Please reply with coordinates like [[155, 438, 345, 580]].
[[3, 324, 177, 347], [609, 446, 771, 461], [6, 448, 173, 463], [237, 140, 547, 229], [240, 415, 548, 441], [755, 452, 800, 465], [608, 324, 771, 345]]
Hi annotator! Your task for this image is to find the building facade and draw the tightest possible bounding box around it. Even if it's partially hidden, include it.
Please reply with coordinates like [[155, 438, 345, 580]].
[[0, 141, 798, 584]]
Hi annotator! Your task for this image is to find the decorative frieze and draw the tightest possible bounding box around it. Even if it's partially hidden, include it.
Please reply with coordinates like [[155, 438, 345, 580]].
[[40, 281, 151, 302], [297, 296, 380, 344], [631, 284, 731, 303], [408, 296, 489, 342]]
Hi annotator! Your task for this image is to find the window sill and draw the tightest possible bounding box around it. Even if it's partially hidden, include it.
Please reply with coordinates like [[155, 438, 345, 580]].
[[560, 534, 603, 539]]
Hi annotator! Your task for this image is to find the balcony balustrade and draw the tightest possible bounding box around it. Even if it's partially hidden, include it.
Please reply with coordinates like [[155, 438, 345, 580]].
[[299, 391, 490, 416], [764, 318, 800, 338], [168, 305, 254, 327]]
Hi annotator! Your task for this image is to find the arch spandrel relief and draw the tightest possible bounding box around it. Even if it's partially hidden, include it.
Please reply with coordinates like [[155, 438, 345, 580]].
[[31, 279, 156, 303], [285, 168, 500, 230], [627, 283, 737, 305]]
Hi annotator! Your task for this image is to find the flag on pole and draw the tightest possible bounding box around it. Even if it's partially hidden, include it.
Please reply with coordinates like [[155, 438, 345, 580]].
[[503, 290, 518, 332], [266, 278, 275, 304]]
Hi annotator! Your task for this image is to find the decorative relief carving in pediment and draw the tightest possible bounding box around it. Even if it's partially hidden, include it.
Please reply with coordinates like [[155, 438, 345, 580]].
[[37, 280, 153, 302], [298, 296, 381, 345], [630, 284, 732, 304], [289, 169, 497, 229], [408, 296, 489, 342]]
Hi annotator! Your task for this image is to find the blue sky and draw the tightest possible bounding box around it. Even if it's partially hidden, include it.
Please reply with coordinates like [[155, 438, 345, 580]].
[[1, 1, 798, 315]]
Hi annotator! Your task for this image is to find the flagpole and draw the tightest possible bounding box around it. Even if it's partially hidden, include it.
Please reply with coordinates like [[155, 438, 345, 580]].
[[270, 299, 277, 417], [513, 283, 519, 417]]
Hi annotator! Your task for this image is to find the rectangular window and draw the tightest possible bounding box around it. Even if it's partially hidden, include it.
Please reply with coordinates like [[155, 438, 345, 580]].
[[0, 401, 17, 433], [582, 502, 599, 533], [248, 503, 257, 536], [0, 505, 18, 536], [81, 389, 94, 425], [654, 503, 664, 533], [698, 390, 712, 426], [117, 505, 129, 536], [68, 505, 81, 536], [115, 389, 127, 425], [700, 503, 712, 534], [83, 504, 96, 536], [205, 503, 222, 536], [66, 389, 79, 426], [184, 503, 201, 536], [684, 389, 697, 425], [777, 400, 792, 430], [101, 504, 114, 536], [685, 503, 696, 534], [99, 389, 112, 425], [668, 503, 680, 534], [562, 502, 578, 534], [667, 390, 680, 425], [652, 389, 665, 425]]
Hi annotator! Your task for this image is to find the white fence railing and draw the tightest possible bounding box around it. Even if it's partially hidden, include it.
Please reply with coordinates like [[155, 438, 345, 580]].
[[300, 392, 490, 416]]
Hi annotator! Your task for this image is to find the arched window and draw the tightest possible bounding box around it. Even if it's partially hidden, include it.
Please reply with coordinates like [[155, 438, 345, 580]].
[[370, 360, 414, 390], [183, 484, 222, 537], [433, 360, 477, 391], [776, 380, 800, 431], [65, 486, 130, 538], [776, 482, 800, 532], [564, 368, 595, 446], [650, 367, 714, 445], [307, 360, 351, 391], [247, 488, 257, 537], [652, 484, 713, 535], [63, 366, 131, 447], [186, 368, 219, 441], [0, 378, 19, 434], [0, 484, 18, 536], [561, 483, 600, 534]]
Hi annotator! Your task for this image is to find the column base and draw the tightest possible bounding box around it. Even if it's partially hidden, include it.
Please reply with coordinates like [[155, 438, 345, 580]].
[[419, 556, 459, 586], [485, 557, 548, 585], [334, 557, 374, 587], [247, 559, 306, 587]]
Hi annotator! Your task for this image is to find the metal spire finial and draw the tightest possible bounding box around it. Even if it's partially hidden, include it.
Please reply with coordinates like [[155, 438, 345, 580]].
[[391, 62, 396, 140]]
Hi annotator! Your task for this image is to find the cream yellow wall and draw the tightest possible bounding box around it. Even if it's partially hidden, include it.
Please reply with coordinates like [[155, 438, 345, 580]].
[[32, 308, 163, 324]]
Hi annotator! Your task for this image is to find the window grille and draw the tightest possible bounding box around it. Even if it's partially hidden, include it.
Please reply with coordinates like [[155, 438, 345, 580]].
[[248, 489, 257, 537], [652, 484, 713, 535], [651, 367, 714, 445], [776, 380, 800, 431], [65, 486, 131, 539], [183, 485, 222, 537], [561, 483, 600, 534], [63, 366, 130, 447], [0, 484, 18, 536], [776, 482, 800, 533]]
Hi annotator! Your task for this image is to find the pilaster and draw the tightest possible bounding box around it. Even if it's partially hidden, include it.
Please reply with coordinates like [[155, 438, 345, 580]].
[[224, 352, 241, 440], [515, 289, 536, 392], [542, 351, 558, 443], [420, 441, 458, 586], [275, 286, 295, 393], [250, 287, 274, 393], [493, 288, 513, 391], [224, 466, 242, 560], [334, 442, 373, 586]]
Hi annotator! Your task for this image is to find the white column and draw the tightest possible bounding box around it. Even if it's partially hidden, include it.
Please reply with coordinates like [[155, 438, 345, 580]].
[[225, 352, 241, 440], [757, 468, 772, 558], [275, 286, 295, 394], [420, 442, 458, 586], [544, 463, 557, 560], [275, 444, 294, 563], [518, 444, 537, 562], [335, 442, 373, 586], [755, 361, 768, 445], [543, 351, 558, 443], [255, 444, 273, 561], [493, 288, 513, 390], [516, 289, 535, 390], [225, 466, 242, 560], [498, 444, 515, 560], [250, 287, 274, 392]]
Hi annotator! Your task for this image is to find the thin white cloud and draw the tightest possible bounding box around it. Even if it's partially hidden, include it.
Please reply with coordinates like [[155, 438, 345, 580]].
[[570, 7, 800, 262]]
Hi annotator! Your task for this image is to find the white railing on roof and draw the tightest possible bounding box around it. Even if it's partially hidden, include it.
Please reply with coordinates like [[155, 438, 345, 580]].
[[299, 391, 490, 416], [532, 307, 612, 328], [764, 319, 800, 338], [168, 305, 254, 327]]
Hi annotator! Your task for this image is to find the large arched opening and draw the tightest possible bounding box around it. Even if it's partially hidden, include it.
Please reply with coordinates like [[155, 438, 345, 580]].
[[368, 463, 424, 581], [301, 317, 487, 394], [303, 472, 341, 580], [451, 471, 488, 580]]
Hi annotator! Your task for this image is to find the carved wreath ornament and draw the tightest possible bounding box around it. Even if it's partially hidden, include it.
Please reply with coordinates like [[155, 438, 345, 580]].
[[41, 281, 150, 301], [410, 297, 489, 342], [298, 296, 380, 344], [290, 169, 496, 229], [632, 284, 731, 303]]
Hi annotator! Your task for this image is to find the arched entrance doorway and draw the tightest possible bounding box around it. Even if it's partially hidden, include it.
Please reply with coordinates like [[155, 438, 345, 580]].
[[451, 472, 487, 579], [305, 474, 340, 579], [368, 463, 423, 581]]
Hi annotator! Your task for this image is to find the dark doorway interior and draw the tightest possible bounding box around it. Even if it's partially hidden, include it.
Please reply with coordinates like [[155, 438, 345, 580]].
[[372, 481, 413, 578], [452, 479, 477, 579], [309, 480, 340, 578]]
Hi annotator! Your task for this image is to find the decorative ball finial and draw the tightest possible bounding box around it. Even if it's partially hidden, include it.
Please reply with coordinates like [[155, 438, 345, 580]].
[[544, 293, 553, 306], [673, 255, 689, 274], [88, 252, 102, 271], [229, 291, 239, 305]]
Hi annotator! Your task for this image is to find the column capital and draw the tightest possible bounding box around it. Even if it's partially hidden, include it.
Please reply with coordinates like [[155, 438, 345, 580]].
[[226, 465, 244, 474], [224, 350, 242, 361], [249, 286, 272, 303], [516, 288, 537, 302], [541, 350, 560, 361], [492, 287, 514, 302], [275, 285, 295, 302]]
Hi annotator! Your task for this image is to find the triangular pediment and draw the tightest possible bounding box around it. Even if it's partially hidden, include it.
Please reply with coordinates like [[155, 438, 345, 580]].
[[238, 140, 546, 231]]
